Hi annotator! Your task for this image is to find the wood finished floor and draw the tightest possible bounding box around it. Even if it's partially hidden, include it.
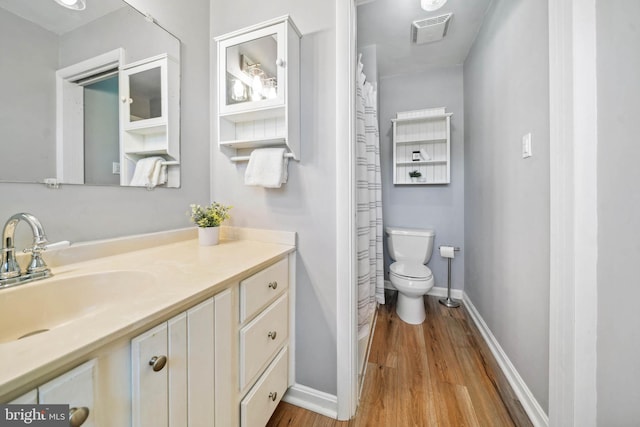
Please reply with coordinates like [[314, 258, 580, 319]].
[[267, 293, 533, 427]]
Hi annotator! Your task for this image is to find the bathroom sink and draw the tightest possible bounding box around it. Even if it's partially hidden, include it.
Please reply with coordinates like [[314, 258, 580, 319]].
[[0, 270, 155, 343]]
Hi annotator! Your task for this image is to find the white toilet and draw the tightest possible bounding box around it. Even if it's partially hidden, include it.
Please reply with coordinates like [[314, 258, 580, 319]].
[[385, 227, 435, 324]]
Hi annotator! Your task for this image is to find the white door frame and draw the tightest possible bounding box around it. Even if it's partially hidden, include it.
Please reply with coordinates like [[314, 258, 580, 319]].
[[335, 0, 358, 421], [548, 0, 598, 425]]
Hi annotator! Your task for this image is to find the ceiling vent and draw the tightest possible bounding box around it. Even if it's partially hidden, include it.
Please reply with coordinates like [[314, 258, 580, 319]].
[[411, 13, 452, 45]]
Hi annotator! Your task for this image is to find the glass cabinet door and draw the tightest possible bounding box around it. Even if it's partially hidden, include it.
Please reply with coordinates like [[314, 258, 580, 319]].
[[219, 23, 286, 114], [128, 67, 162, 121], [121, 58, 166, 128]]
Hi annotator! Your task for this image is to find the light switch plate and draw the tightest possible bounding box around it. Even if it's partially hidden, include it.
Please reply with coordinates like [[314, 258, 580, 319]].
[[522, 133, 532, 158], [112, 162, 120, 174]]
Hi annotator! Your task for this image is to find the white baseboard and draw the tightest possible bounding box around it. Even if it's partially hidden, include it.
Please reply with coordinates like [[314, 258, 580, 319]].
[[282, 383, 338, 419], [462, 293, 549, 427], [428, 286, 464, 300]]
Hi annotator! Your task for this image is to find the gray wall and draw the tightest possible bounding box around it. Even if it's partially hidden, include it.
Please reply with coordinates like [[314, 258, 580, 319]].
[[0, 0, 210, 244], [463, 0, 550, 413], [59, 5, 180, 68], [596, 1, 640, 423], [0, 9, 57, 182], [378, 66, 465, 290], [358, 44, 377, 88], [210, 1, 338, 395]]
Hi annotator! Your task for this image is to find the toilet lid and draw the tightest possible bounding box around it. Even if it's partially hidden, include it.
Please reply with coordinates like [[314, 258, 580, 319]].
[[390, 262, 432, 280]]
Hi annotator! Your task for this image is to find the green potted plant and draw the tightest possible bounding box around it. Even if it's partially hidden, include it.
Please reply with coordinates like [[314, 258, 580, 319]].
[[409, 170, 422, 183], [188, 202, 232, 246]]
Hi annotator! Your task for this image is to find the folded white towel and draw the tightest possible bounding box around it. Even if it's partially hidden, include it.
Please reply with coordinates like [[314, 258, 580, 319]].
[[130, 156, 165, 187], [244, 148, 289, 188]]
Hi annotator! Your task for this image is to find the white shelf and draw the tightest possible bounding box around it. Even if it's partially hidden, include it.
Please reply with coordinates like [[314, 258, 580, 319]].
[[124, 122, 166, 135], [219, 137, 286, 149], [391, 112, 452, 124], [395, 138, 447, 145], [219, 106, 286, 123], [397, 160, 447, 166], [392, 107, 451, 185], [400, 181, 449, 185]]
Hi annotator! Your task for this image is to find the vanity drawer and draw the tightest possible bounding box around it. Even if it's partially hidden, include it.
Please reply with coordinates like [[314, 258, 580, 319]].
[[240, 347, 288, 427], [240, 258, 288, 322], [240, 293, 288, 389]]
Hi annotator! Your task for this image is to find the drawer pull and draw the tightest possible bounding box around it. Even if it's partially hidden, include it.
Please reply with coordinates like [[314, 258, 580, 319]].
[[69, 406, 90, 427], [268, 281, 278, 290], [267, 331, 277, 340], [149, 355, 167, 372], [269, 391, 278, 401]]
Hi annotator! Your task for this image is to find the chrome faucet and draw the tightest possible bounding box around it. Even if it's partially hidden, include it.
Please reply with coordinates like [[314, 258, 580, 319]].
[[0, 213, 52, 289]]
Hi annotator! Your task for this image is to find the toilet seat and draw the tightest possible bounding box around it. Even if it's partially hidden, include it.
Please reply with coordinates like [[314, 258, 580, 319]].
[[389, 261, 432, 280]]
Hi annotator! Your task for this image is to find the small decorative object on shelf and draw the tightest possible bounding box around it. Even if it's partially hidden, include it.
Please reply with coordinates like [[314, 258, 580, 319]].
[[188, 202, 232, 246], [409, 170, 422, 183], [412, 151, 421, 161]]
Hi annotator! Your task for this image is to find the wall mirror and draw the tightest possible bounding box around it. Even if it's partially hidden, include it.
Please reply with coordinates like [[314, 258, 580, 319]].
[[0, 0, 181, 188]]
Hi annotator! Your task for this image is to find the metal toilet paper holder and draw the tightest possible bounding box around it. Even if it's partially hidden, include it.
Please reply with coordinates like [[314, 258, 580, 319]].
[[439, 245, 461, 308]]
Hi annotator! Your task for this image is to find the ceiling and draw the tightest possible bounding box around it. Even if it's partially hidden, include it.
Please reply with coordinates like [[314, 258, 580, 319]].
[[357, 0, 492, 78], [0, 0, 125, 35]]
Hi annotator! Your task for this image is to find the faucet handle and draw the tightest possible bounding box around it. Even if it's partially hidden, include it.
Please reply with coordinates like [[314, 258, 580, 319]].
[[22, 240, 70, 254], [25, 248, 49, 275], [22, 241, 70, 276], [23, 244, 49, 275]]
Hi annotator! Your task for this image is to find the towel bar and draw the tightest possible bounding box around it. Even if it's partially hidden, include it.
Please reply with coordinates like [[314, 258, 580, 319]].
[[160, 161, 179, 166], [230, 153, 295, 163], [438, 246, 460, 251]]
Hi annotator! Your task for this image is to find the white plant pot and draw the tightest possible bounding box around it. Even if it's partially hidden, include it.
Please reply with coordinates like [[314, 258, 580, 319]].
[[198, 226, 220, 246], [410, 177, 420, 183]]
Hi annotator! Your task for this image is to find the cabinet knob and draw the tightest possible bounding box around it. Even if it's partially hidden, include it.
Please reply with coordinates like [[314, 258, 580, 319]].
[[276, 58, 285, 67], [121, 97, 133, 104], [268, 391, 278, 401], [267, 331, 277, 340], [149, 355, 167, 372], [268, 281, 278, 290], [69, 406, 90, 427]]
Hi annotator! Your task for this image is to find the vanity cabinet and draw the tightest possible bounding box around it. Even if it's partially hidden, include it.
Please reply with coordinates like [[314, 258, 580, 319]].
[[392, 107, 452, 185], [8, 360, 96, 426], [131, 256, 290, 427], [119, 53, 180, 187], [131, 290, 233, 427], [215, 16, 301, 160], [39, 360, 96, 427], [1, 245, 294, 427]]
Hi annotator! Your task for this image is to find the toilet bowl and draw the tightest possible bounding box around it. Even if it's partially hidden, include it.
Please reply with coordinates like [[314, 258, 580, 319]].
[[385, 227, 435, 324]]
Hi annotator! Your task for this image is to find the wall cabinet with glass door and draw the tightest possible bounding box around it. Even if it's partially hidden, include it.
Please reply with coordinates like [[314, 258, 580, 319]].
[[119, 53, 180, 187], [215, 16, 301, 160]]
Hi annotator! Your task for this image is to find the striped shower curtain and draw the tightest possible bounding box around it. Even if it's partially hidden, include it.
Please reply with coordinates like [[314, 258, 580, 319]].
[[356, 56, 384, 337]]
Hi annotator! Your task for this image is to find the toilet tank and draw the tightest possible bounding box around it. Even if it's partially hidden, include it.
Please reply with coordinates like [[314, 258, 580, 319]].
[[385, 227, 435, 264]]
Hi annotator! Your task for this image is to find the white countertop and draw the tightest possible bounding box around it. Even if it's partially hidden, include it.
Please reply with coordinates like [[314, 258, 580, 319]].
[[0, 236, 294, 401]]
